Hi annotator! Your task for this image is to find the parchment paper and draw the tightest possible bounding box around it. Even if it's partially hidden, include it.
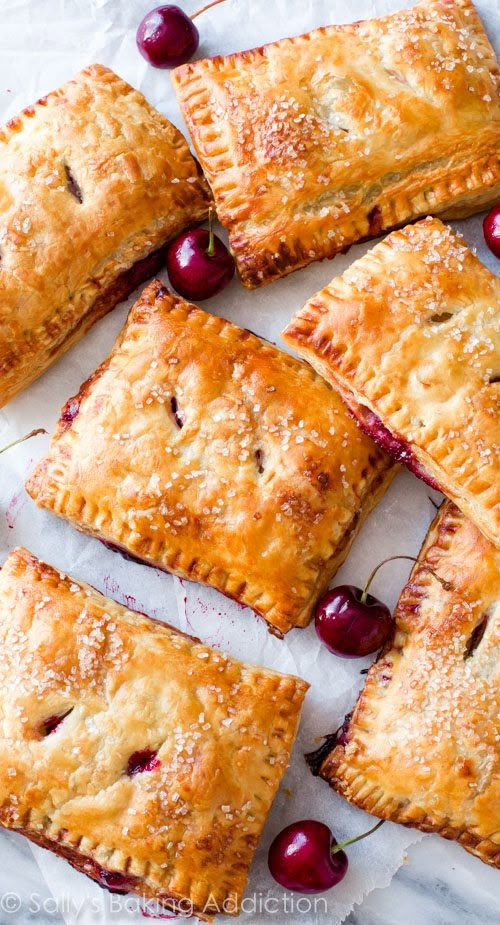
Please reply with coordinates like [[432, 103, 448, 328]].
[[0, 0, 498, 922]]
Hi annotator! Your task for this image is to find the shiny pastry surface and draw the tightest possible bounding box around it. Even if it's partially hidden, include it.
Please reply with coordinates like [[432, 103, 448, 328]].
[[319, 502, 500, 868], [0, 546, 308, 916], [26, 280, 394, 635], [0, 64, 210, 408], [173, 0, 500, 286], [283, 217, 500, 547]]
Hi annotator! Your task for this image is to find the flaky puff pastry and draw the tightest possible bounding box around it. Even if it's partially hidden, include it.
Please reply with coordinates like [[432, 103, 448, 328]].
[[317, 502, 500, 867], [173, 0, 500, 287], [26, 280, 394, 635], [283, 217, 500, 547], [0, 547, 308, 918], [0, 64, 210, 408]]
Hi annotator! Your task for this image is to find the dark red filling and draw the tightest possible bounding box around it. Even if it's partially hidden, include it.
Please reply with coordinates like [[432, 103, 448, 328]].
[[40, 709, 73, 736], [124, 252, 168, 293], [83, 860, 139, 895], [60, 397, 80, 426], [170, 396, 184, 429], [367, 206, 383, 236], [465, 614, 489, 659], [127, 749, 160, 776], [65, 165, 83, 204], [348, 404, 441, 491], [100, 539, 150, 567], [305, 712, 353, 776], [336, 712, 353, 747]]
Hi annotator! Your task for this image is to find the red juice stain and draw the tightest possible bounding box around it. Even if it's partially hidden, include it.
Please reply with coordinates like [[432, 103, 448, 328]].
[[6, 491, 26, 529], [103, 575, 120, 597]]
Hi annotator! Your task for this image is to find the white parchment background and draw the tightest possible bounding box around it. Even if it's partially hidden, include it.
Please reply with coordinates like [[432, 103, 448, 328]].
[[0, 1, 498, 923]]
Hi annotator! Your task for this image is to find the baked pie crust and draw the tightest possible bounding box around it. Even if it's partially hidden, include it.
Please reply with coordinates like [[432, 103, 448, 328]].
[[0, 546, 308, 916], [173, 0, 500, 287], [283, 217, 500, 547], [317, 501, 500, 867], [0, 64, 210, 408], [26, 280, 394, 635]]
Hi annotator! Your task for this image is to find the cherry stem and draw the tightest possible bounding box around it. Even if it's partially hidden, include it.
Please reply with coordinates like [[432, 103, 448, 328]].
[[332, 819, 384, 855], [0, 428, 47, 456], [206, 206, 215, 258], [191, 0, 228, 21], [360, 554, 451, 605]]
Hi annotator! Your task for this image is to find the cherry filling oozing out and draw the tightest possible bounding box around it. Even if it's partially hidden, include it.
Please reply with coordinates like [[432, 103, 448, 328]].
[[305, 712, 353, 776], [348, 404, 442, 491], [60, 397, 80, 427], [100, 539, 150, 567], [127, 748, 161, 777], [83, 860, 140, 895], [125, 250, 170, 292]]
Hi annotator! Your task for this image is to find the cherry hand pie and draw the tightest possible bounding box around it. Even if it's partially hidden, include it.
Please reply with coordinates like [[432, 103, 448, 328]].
[[283, 217, 500, 547], [26, 280, 394, 635], [0, 546, 308, 916], [173, 0, 500, 287], [0, 64, 210, 408], [315, 501, 500, 867]]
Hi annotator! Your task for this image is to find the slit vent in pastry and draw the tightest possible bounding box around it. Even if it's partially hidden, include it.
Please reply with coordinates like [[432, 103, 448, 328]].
[[316, 502, 500, 868], [0, 64, 210, 408], [26, 280, 395, 635], [283, 217, 500, 547], [173, 0, 500, 287], [0, 546, 308, 917]]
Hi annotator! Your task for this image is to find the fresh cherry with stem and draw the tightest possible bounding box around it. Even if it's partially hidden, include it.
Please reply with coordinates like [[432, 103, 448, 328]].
[[315, 555, 451, 658], [166, 206, 235, 300], [483, 204, 500, 259], [268, 818, 384, 893], [137, 0, 228, 69]]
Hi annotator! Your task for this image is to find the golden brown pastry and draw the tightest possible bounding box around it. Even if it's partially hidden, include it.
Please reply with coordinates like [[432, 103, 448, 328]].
[[0, 546, 308, 917], [315, 502, 500, 868], [172, 0, 500, 288], [26, 280, 394, 635], [283, 217, 500, 547], [0, 64, 210, 408]]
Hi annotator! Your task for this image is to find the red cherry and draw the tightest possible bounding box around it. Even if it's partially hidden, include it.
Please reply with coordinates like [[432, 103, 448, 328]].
[[315, 555, 451, 658], [166, 214, 235, 300], [483, 205, 500, 258], [315, 584, 392, 658], [268, 818, 384, 894], [136, 6, 199, 68], [268, 821, 347, 893]]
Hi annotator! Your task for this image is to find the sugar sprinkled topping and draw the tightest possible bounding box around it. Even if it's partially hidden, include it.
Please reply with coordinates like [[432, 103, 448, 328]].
[[0, 553, 303, 867], [192, 0, 497, 244]]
